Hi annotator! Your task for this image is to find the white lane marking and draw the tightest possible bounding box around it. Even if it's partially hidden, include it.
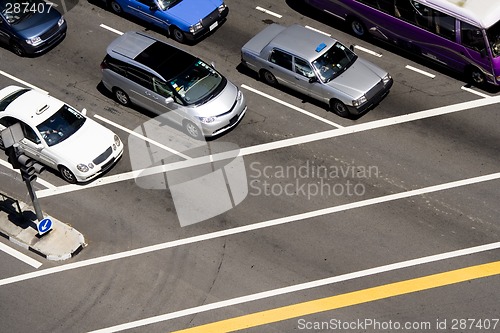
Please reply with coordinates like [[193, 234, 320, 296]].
[[305, 25, 331, 36], [90, 241, 500, 332], [242, 84, 344, 128], [354, 45, 383, 57], [93, 115, 192, 160], [35, 94, 500, 198], [0, 241, 42, 269], [0, 159, 56, 189], [7, 171, 500, 287], [405, 65, 436, 78], [0, 70, 48, 94], [99, 24, 123, 35], [255, 6, 282, 18], [461, 86, 491, 98]]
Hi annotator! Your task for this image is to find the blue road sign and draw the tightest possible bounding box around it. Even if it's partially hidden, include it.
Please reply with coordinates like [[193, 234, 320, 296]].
[[38, 218, 53, 235]]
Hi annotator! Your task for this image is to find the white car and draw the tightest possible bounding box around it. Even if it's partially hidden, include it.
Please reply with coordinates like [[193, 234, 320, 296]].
[[0, 86, 123, 183]]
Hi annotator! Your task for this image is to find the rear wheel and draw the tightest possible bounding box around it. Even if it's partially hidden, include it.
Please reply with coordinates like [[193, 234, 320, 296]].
[[110, 0, 123, 14], [114, 88, 130, 106], [330, 99, 350, 117], [260, 70, 278, 86], [59, 166, 77, 184]]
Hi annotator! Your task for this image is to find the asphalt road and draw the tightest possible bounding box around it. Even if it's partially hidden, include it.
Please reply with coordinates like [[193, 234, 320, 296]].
[[0, 0, 499, 332]]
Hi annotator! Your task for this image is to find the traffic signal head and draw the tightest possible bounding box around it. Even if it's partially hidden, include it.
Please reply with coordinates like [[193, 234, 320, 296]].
[[5, 146, 21, 169], [17, 154, 45, 182]]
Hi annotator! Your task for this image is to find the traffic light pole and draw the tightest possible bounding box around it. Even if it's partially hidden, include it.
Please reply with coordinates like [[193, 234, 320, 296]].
[[22, 171, 44, 222]]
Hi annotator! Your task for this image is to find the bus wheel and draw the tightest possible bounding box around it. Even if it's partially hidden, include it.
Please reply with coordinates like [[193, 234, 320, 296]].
[[349, 18, 366, 38], [467, 66, 485, 86]]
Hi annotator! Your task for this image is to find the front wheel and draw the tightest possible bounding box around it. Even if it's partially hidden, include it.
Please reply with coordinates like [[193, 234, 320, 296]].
[[330, 99, 350, 117], [11, 42, 25, 57], [59, 166, 77, 184], [467, 66, 485, 86], [349, 18, 366, 38], [171, 27, 186, 44], [183, 120, 203, 140]]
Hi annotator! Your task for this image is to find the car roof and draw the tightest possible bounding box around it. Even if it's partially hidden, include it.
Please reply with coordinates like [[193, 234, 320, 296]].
[[269, 24, 338, 62], [0, 86, 64, 125], [106, 31, 197, 80]]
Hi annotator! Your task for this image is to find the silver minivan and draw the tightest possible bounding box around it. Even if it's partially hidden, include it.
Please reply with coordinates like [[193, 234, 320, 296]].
[[101, 31, 246, 139]]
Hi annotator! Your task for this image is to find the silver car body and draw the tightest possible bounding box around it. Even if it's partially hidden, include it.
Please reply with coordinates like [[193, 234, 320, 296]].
[[241, 24, 393, 115], [101, 31, 246, 138]]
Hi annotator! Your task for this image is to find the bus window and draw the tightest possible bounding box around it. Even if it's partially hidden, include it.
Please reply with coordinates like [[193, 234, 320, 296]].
[[461, 22, 486, 53], [433, 10, 455, 41], [486, 21, 500, 57]]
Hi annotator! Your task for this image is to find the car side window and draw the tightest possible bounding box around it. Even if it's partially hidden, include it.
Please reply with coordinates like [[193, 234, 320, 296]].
[[461, 22, 486, 52], [294, 57, 315, 78], [269, 49, 293, 71], [21, 122, 41, 144], [127, 67, 153, 90]]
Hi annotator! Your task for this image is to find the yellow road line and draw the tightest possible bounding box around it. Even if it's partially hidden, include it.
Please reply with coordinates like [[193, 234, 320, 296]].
[[172, 261, 500, 333]]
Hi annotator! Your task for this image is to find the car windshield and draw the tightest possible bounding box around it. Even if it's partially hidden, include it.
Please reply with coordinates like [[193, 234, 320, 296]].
[[156, 0, 182, 10], [168, 60, 224, 105], [487, 21, 500, 58], [0, 89, 29, 111], [0, 0, 36, 24], [312, 42, 357, 83], [36, 104, 86, 147]]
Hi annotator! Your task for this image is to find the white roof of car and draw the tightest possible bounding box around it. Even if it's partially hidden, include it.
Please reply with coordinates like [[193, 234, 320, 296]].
[[0, 86, 64, 125], [423, 0, 500, 28]]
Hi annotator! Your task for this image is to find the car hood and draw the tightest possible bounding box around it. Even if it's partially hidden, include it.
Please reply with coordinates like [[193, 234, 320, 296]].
[[327, 58, 386, 99], [10, 7, 62, 39], [167, 0, 222, 26], [48, 118, 116, 165], [190, 80, 238, 117]]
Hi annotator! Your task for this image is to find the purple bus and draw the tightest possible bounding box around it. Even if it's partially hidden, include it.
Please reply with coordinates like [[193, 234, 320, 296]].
[[304, 0, 500, 86]]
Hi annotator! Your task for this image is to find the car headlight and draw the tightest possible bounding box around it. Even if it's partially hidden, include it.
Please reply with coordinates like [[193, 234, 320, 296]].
[[77, 163, 94, 173], [26, 36, 42, 46], [189, 22, 203, 34], [383, 73, 392, 85], [218, 3, 227, 13], [237, 89, 242, 101], [58, 17, 65, 27], [352, 95, 367, 107], [114, 134, 121, 148], [198, 116, 216, 124]]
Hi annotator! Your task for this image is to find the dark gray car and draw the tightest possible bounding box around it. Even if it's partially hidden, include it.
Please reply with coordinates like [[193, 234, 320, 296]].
[[241, 24, 393, 117]]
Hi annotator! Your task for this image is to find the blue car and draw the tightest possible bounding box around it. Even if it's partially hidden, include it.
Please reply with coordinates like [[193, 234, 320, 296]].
[[0, 0, 67, 56], [108, 0, 228, 43]]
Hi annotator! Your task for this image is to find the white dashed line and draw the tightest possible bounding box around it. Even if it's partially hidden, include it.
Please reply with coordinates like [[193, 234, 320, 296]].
[[255, 6, 282, 18], [354, 45, 383, 57], [99, 24, 123, 35], [0, 241, 42, 269], [405, 65, 436, 78], [0, 70, 48, 94], [241, 84, 344, 128], [305, 25, 331, 36], [461, 85, 491, 98]]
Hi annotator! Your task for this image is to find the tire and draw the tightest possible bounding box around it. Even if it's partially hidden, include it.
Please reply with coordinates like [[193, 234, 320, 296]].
[[114, 88, 130, 106], [330, 99, 350, 117], [171, 27, 186, 44], [349, 18, 366, 38], [59, 166, 77, 184], [110, 0, 123, 14], [183, 120, 203, 140], [467, 66, 485, 86], [11, 42, 25, 57], [260, 70, 278, 86]]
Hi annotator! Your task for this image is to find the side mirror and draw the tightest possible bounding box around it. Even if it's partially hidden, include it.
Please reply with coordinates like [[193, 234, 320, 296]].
[[349, 45, 355, 52], [308, 76, 318, 83], [211, 61, 216, 69], [165, 97, 174, 104], [81, 108, 87, 116]]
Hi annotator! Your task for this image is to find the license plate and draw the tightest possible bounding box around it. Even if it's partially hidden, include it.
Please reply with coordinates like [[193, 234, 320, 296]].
[[209, 21, 218, 31]]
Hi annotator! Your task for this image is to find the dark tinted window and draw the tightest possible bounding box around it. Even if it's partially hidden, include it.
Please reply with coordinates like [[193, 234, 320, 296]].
[[127, 67, 153, 90], [103, 55, 127, 76], [357, 0, 394, 15], [461, 22, 486, 52], [0, 89, 29, 111], [269, 49, 293, 71]]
